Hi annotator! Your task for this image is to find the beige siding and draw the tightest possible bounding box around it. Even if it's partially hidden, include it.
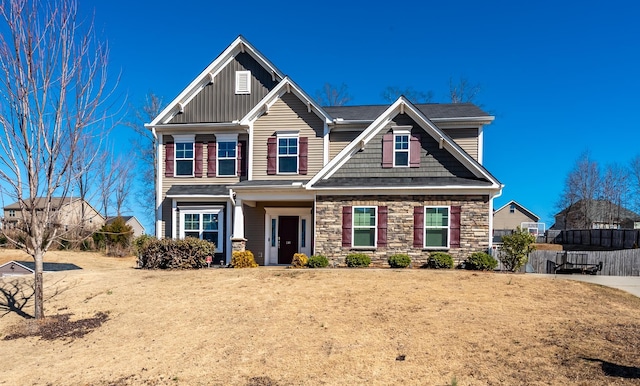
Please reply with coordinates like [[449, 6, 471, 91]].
[[252, 93, 324, 180], [329, 130, 359, 160], [441, 128, 479, 161], [494, 207, 538, 230]]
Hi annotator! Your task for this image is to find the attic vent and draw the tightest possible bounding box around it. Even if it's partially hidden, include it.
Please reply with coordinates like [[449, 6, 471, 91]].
[[235, 71, 251, 94]]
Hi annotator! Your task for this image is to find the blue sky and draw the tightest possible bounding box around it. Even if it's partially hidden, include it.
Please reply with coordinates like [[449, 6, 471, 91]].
[[84, 0, 640, 229]]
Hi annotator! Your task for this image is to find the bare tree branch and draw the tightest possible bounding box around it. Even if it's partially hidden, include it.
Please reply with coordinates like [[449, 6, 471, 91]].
[[315, 83, 352, 106]]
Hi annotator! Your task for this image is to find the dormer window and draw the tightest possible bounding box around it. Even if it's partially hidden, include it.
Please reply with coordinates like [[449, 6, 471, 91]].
[[235, 71, 251, 94], [392, 127, 411, 167]]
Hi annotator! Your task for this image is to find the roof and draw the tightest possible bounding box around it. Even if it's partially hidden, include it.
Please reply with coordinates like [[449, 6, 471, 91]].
[[324, 103, 491, 121], [166, 185, 230, 197], [106, 216, 134, 223], [494, 200, 540, 221], [4, 197, 80, 210], [556, 199, 640, 221], [313, 176, 492, 188]]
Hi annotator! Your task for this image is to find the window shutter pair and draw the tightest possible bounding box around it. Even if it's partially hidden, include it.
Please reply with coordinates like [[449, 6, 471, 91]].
[[382, 132, 421, 168], [267, 136, 308, 175], [413, 206, 461, 248], [341, 206, 388, 247]]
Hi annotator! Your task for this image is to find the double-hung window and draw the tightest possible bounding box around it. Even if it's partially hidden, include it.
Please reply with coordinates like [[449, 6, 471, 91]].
[[180, 208, 223, 252], [353, 206, 377, 247], [394, 134, 409, 166], [175, 142, 194, 176], [278, 134, 298, 174], [217, 141, 237, 176], [424, 207, 449, 248]]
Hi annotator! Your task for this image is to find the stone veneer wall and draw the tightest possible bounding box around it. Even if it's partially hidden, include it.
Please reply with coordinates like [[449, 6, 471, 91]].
[[315, 195, 490, 267]]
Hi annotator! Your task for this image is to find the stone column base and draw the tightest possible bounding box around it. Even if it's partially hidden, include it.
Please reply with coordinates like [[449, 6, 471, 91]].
[[231, 237, 247, 252]]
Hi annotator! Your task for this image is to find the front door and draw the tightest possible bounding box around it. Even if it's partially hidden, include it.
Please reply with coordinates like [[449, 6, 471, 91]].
[[278, 216, 299, 264]]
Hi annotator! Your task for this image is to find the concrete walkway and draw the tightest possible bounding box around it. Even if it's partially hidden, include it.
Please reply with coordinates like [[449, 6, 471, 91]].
[[531, 274, 640, 298]]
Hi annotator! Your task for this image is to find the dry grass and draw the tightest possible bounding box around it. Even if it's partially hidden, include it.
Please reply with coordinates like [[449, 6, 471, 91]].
[[1, 249, 639, 385]]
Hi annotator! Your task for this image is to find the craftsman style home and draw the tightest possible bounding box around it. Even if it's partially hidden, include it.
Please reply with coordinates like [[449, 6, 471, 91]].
[[147, 36, 503, 266]]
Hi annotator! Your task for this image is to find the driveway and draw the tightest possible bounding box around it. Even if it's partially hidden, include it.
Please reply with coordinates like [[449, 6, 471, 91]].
[[531, 274, 640, 298]]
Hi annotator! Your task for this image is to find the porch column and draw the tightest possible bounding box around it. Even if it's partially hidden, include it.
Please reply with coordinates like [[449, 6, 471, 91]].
[[231, 198, 246, 252]]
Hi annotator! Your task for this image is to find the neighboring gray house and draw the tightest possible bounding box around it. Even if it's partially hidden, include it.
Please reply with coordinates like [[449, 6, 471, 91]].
[[146, 36, 503, 266], [553, 199, 640, 230], [106, 216, 145, 237]]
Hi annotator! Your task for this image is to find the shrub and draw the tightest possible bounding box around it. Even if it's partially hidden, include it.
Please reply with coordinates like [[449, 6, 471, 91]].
[[93, 217, 134, 256], [291, 253, 308, 268], [307, 254, 329, 268], [500, 227, 536, 272], [133, 234, 155, 256], [426, 252, 454, 269], [388, 254, 411, 268], [231, 250, 258, 268], [345, 253, 371, 268], [464, 252, 498, 271], [137, 237, 216, 269]]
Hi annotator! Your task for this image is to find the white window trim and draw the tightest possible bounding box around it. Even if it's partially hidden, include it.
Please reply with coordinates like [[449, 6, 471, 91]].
[[392, 126, 411, 168], [424, 206, 450, 250], [352, 206, 377, 248], [173, 135, 196, 178], [179, 207, 224, 253], [216, 133, 238, 177], [276, 133, 299, 175], [235, 70, 251, 94]]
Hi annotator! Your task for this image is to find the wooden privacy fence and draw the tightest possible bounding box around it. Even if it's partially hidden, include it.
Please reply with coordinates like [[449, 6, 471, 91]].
[[527, 249, 640, 276], [559, 229, 640, 249]]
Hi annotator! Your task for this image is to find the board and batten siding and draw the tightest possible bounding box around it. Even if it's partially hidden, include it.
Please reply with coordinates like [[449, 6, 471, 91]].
[[330, 114, 476, 179], [252, 93, 325, 180], [170, 52, 278, 124]]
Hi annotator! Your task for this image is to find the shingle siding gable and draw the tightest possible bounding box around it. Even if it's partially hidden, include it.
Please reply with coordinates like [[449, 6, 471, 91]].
[[170, 52, 278, 124], [330, 114, 476, 179]]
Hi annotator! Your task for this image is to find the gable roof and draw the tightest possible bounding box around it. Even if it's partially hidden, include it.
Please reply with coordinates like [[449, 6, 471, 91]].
[[325, 103, 493, 123], [556, 199, 640, 221], [5, 197, 80, 210], [307, 97, 502, 190], [240, 76, 332, 125], [149, 36, 285, 126], [494, 200, 540, 221]]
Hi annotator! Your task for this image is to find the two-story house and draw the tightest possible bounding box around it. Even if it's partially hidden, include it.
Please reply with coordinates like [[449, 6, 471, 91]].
[[146, 36, 503, 266]]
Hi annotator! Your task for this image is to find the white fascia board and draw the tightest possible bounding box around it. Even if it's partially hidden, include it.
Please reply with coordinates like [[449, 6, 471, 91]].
[[494, 200, 540, 220], [431, 116, 495, 124], [240, 77, 333, 125], [149, 36, 285, 126], [234, 191, 314, 201], [166, 194, 231, 199]]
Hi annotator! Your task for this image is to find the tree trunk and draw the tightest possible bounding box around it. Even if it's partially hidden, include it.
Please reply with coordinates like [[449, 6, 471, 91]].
[[34, 252, 44, 319]]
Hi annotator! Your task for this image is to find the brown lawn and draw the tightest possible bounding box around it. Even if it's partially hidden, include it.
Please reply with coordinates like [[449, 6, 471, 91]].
[[1, 249, 639, 386]]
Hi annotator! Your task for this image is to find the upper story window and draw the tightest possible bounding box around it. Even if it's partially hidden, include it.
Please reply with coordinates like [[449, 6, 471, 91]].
[[235, 71, 251, 94], [394, 134, 409, 167], [175, 142, 194, 176], [8, 209, 15, 217], [216, 134, 238, 177], [424, 206, 450, 249], [509, 204, 515, 213], [353, 206, 377, 248], [278, 135, 298, 174]]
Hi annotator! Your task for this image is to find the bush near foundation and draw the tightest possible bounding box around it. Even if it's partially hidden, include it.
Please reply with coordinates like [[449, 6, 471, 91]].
[[345, 253, 371, 267], [388, 254, 411, 268], [426, 252, 454, 269], [291, 253, 308, 268], [231, 250, 258, 268], [464, 252, 498, 271], [137, 237, 216, 269], [307, 255, 329, 268]]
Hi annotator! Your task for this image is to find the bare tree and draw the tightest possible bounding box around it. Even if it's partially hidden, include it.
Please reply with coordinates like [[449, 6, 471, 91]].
[[600, 163, 629, 224], [97, 151, 120, 219], [558, 152, 601, 228], [629, 155, 640, 211], [381, 86, 433, 104], [315, 83, 352, 106], [113, 156, 135, 217], [449, 77, 482, 104], [124, 93, 163, 232], [0, 0, 116, 319]]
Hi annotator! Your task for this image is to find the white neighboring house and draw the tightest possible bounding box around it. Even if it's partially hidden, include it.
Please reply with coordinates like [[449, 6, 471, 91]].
[[105, 216, 146, 237]]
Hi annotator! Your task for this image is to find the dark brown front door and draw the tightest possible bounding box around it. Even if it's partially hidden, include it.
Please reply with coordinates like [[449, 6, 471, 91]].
[[278, 216, 298, 264]]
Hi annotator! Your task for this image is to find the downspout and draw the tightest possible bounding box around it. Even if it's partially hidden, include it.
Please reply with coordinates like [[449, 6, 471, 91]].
[[488, 185, 504, 251]]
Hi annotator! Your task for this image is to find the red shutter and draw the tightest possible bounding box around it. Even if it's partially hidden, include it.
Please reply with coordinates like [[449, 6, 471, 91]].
[[239, 140, 247, 176], [450, 206, 461, 248], [410, 133, 421, 168], [377, 206, 388, 247], [299, 137, 308, 175], [207, 142, 216, 177], [165, 142, 174, 177], [382, 133, 393, 168], [194, 142, 203, 177], [342, 206, 352, 247], [236, 141, 243, 177], [267, 137, 277, 175], [413, 206, 424, 248]]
